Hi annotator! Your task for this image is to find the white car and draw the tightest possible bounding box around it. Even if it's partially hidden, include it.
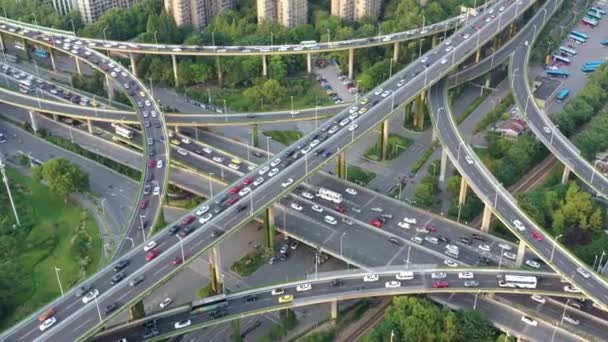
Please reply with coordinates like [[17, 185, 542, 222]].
[[82, 289, 100, 304], [530, 294, 546, 304], [385, 281, 401, 288], [312, 205, 324, 213], [543, 126, 551, 134], [212, 156, 224, 163], [563, 285, 581, 293], [464, 155, 474, 164], [176, 148, 188, 156], [349, 106, 359, 114], [403, 217, 417, 224], [576, 267, 591, 278], [339, 118, 350, 127], [512, 219, 526, 231], [424, 236, 438, 244], [324, 215, 337, 225], [345, 188, 357, 195], [172, 48, 182, 52], [444, 259, 458, 267], [199, 213, 213, 224], [420, 57, 428, 63], [349, 112, 359, 121], [156, 160, 164, 169], [290, 203, 303, 211], [431, 272, 446, 279], [440, 58, 447, 64], [39, 317, 57, 331], [374, 88, 384, 95], [268, 168, 280, 177], [202, 147, 213, 154], [302, 192, 314, 199], [174, 320, 191, 329], [238, 187, 251, 196], [296, 283, 312, 292], [503, 252, 517, 261], [282, 178, 294, 187], [363, 274, 379, 282], [228, 163, 240, 170], [271, 158, 281, 167], [253, 177, 265, 186], [181, 138, 191, 144], [563, 315, 580, 325], [195, 205, 209, 216], [143, 241, 157, 252], [478, 244, 491, 252], [271, 288, 284, 295], [309, 139, 320, 147], [381, 90, 392, 97], [416, 226, 430, 233], [446, 244, 459, 252], [525, 259, 540, 269], [348, 124, 358, 131], [458, 272, 474, 279], [160, 297, 172, 308], [521, 316, 538, 326], [301, 146, 313, 154], [153, 186, 160, 196], [259, 166, 270, 175], [398, 221, 411, 229], [498, 242, 512, 251]]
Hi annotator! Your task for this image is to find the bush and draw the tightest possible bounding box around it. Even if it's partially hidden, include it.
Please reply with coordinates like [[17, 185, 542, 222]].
[[364, 134, 413, 161], [347, 166, 376, 185]]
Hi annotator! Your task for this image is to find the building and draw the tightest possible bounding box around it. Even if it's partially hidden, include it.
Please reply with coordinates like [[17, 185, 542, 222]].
[[165, 0, 235, 29], [76, 0, 138, 24], [257, 0, 307, 28], [47, 0, 77, 16], [495, 118, 527, 138], [331, 0, 380, 21]]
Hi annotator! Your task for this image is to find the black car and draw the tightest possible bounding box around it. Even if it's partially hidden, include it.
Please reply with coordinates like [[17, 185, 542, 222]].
[[113, 259, 130, 272], [321, 151, 332, 158], [236, 204, 248, 213], [210, 309, 228, 319], [110, 271, 126, 285], [471, 233, 485, 242], [329, 279, 344, 287], [314, 149, 325, 156], [242, 295, 258, 303], [179, 225, 195, 237], [459, 237, 472, 245], [104, 302, 118, 315], [75, 284, 93, 297], [388, 237, 404, 246], [211, 230, 224, 238], [437, 235, 450, 243], [478, 256, 491, 265], [168, 225, 180, 235]]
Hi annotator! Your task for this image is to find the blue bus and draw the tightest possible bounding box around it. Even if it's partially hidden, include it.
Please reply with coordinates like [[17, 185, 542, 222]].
[[590, 6, 606, 15], [569, 34, 587, 44], [553, 54, 571, 65], [582, 17, 599, 27], [582, 65, 599, 73], [601, 39, 608, 46], [556, 89, 570, 102], [33, 48, 49, 59], [586, 11, 602, 20], [558, 46, 577, 56], [584, 60, 604, 66], [571, 31, 589, 40], [546, 69, 570, 78]]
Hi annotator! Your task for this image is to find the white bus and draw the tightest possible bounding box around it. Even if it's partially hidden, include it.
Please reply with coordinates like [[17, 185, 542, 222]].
[[300, 40, 318, 47], [111, 123, 134, 140], [498, 274, 537, 289], [317, 187, 342, 204]]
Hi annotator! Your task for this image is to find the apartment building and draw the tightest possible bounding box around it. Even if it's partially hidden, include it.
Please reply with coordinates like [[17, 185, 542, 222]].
[[331, 0, 380, 21], [257, 0, 307, 28], [48, 0, 77, 16], [76, 0, 137, 24], [164, 0, 235, 29]]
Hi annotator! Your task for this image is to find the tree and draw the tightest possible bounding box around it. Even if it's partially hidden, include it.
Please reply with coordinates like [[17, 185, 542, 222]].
[[269, 56, 287, 81], [33, 158, 89, 202], [447, 175, 461, 197], [456, 310, 498, 342]]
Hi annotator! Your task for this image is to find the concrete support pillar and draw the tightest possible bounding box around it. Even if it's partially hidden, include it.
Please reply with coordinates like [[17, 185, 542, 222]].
[[262, 55, 267, 77], [403, 101, 413, 128], [171, 54, 179, 87], [515, 240, 526, 267], [414, 91, 426, 130], [28, 110, 39, 132], [0, 32, 4, 51], [306, 53, 312, 74], [330, 300, 338, 320], [380, 119, 389, 161], [393, 42, 399, 63], [105, 74, 115, 100], [432, 127, 437, 142], [74, 56, 81, 75], [264, 207, 275, 250], [208, 246, 223, 294], [216, 56, 223, 87], [129, 53, 137, 77], [475, 49, 482, 63], [458, 177, 468, 205], [52, 114, 59, 121], [348, 48, 354, 79], [251, 124, 259, 147], [49, 49, 57, 71], [561, 166, 571, 184], [336, 151, 347, 179], [439, 149, 448, 183], [481, 205, 492, 232], [172, 126, 180, 134], [22, 38, 30, 59], [87, 119, 93, 134], [432, 35, 438, 47]]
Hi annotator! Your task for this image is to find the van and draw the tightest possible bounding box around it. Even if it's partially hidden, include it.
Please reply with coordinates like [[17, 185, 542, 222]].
[[38, 308, 56, 322], [445, 249, 459, 259]]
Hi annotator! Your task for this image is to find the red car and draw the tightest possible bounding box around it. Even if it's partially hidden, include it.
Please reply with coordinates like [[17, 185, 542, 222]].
[[145, 249, 159, 261], [226, 196, 239, 206], [180, 215, 195, 225], [147, 160, 155, 168], [425, 224, 438, 233], [229, 186, 242, 194], [172, 255, 183, 266], [531, 231, 543, 241], [432, 281, 449, 288], [371, 218, 383, 228], [335, 205, 346, 213], [139, 200, 149, 209], [242, 177, 254, 186]]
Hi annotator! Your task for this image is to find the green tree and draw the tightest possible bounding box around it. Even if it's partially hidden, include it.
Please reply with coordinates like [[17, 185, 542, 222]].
[[447, 175, 461, 197], [32, 158, 89, 202], [456, 310, 498, 342], [269, 56, 287, 80]]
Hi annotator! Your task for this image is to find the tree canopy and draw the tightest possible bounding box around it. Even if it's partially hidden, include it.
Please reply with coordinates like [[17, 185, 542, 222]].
[[32, 158, 89, 201]]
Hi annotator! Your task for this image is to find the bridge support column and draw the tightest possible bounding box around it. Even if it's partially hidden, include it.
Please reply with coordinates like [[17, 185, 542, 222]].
[[87, 119, 93, 134], [129, 53, 137, 77], [52, 113, 59, 121], [458, 177, 468, 205], [0, 32, 4, 51], [49, 49, 57, 71], [74, 56, 81, 75], [251, 124, 259, 148], [330, 300, 338, 320], [432, 35, 438, 47], [216, 56, 223, 87], [439, 148, 448, 183], [306, 53, 312, 74], [264, 207, 275, 250], [393, 42, 399, 62], [171, 54, 179, 86], [262, 55, 267, 77], [380, 119, 389, 161], [509, 23, 517, 38], [128, 300, 145, 321], [28, 110, 39, 132], [481, 205, 492, 232], [208, 246, 223, 294], [173, 126, 180, 134], [348, 48, 354, 79], [105, 74, 115, 100], [475, 49, 482, 63], [403, 101, 413, 127], [414, 91, 426, 130], [561, 166, 570, 184], [336, 151, 346, 179], [515, 240, 526, 267]]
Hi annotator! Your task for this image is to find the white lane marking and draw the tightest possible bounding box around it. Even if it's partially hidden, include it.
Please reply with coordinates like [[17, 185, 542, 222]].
[[152, 262, 171, 277], [18, 326, 39, 341], [70, 318, 92, 333]]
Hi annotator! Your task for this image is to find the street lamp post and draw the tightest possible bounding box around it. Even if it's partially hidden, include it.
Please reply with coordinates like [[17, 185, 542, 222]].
[[405, 245, 412, 269], [139, 215, 147, 243], [550, 124, 559, 145], [551, 299, 570, 342], [473, 290, 481, 310], [550, 234, 563, 262], [93, 295, 103, 322], [154, 30, 158, 45], [591, 160, 599, 184], [498, 246, 506, 270], [103, 26, 108, 41], [314, 97, 318, 129], [125, 236, 135, 249], [148, 77, 154, 100], [266, 137, 272, 161], [290, 96, 294, 115], [176, 235, 185, 265], [326, 29, 331, 43], [70, 18, 76, 35], [597, 251, 606, 272], [340, 231, 347, 257], [223, 99, 227, 122], [54, 266, 64, 296]]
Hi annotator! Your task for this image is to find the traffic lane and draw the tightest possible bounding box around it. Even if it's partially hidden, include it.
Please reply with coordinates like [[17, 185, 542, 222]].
[[188, 129, 268, 163], [549, 296, 608, 322]]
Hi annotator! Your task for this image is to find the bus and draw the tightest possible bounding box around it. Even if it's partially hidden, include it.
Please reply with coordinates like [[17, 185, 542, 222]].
[[582, 17, 599, 27], [590, 6, 606, 15], [33, 48, 49, 59], [587, 11, 602, 20], [558, 46, 577, 56], [545, 69, 570, 78], [552, 54, 571, 65], [498, 274, 538, 289], [4, 54, 18, 63], [556, 88, 570, 102], [601, 39, 608, 46], [569, 34, 587, 44], [582, 64, 600, 73], [300, 40, 318, 47], [13, 42, 25, 51], [191, 294, 228, 313], [111, 123, 134, 140], [317, 187, 343, 204], [571, 30, 589, 40]]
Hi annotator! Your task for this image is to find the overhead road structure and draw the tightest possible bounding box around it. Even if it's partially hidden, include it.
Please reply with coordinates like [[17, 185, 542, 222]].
[[428, 0, 608, 312], [0, 1, 551, 340], [93, 268, 584, 342]]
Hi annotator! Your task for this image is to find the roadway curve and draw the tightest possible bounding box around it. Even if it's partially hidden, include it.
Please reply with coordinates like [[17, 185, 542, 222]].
[[0, 1, 541, 340]]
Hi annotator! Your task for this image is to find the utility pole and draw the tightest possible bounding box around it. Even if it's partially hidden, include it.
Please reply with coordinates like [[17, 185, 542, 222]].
[[0, 157, 20, 226]]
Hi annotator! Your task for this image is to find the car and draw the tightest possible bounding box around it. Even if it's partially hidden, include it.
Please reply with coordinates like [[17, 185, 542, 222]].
[[410, 236, 424, 244], [374, 88, 384, 95], [330, 279, 344, 287], [531, 231, 543, 241], [381, 90, 392, 97], [478, 256, 491, 265], [290, 241, 299, 250], [371, 218, 383, 228], [242, 295, 258, 303], [159, 297, 172, 308], [464, 155, 474, 165], [440, 58, 448, 64], [76, 284, 93, 297], [521, 316, 538, 326], [424, 236, 438, 244], [370, 207, 384, 213], [279, 244, 289, 254], [348, 124, 358, 131], [512, 219, 526, 231], [258, 166, 270, 175], [38, 308, 56, 323], [113, 259, 130, 272], [180, 215, 196, 226], [212, 156, 224, 163], [238, 187, 251, 196], [335, 205, 346, 213], [403, 217, 416, 224], [253, 177, 265, 186], [270, 158, 282, 167], [268, 256, 277, 264], [530, 294, 546, 304], [290, 202, 303, 211], [139, 199, 149, 210], [458, 272, 474, 279], [143, 241, 157, 252], [312, 205, 324, 213], [446, 244, 459, 252], [564, 285, 581, 293], [420, 57, 428, 63], [345, 188, 357, 195], [385, 281, 401, 288], [498, 242, 512, 251], [145, 249, 159, 261], [459, 237, 472, 245], [430, 272, 446, 280], [268, 168, 280, 177], [156, 160, 164, 169], [464, 280, 479, 288], [444, 259, 458, 267], [432, 281, 449, 288], [153, 186, 160, 196], [174, 320, 192, 329], [398, 221, 411, 229], [503, 252, 517, 261], [104, 303, 118, 315], [364, 274, 379, 282], [437, 235, 450, 243], [196, 205, 210, 216], [324, 215, 337, 225], [82, 289, 100, 304], [576, 267, 591, 278], [278, 294, 294, 303], [388, 237, 404, 246], [39, 317, 57, 331], [281, 178, 294, 187], [563, 315, 580, 325], [478, 244, 491, 252], [296, 283, 312, 292], [271, 288, 285, 296]]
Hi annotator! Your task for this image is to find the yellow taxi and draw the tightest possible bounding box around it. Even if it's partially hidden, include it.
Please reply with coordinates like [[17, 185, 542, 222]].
[[278, 294, 294, 303]]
